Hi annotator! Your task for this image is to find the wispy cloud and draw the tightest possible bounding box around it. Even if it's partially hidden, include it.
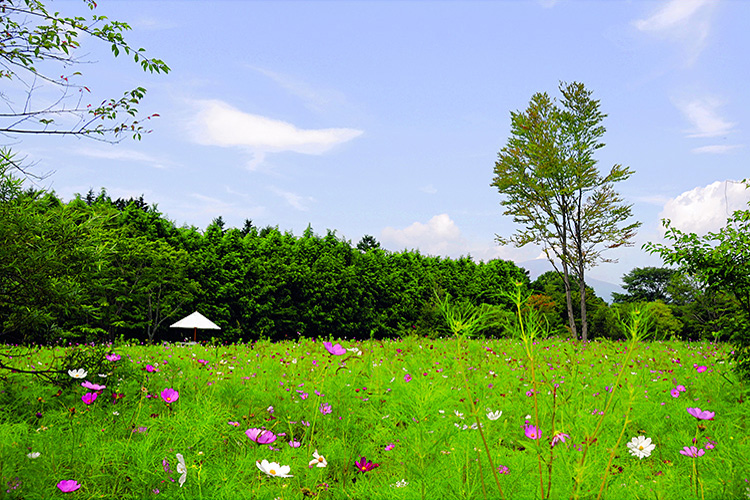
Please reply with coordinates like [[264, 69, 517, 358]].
[[658, 180, 750, 236], [250, 66, 347, 113], [633, 0, 715, 65], [674, 96, 735, 138], [691, 144, 742, 154], [74, 147, 173, 169], [269, 186, 315, 211], [381, 214, 462, 256], [189, 99, 363, 170]]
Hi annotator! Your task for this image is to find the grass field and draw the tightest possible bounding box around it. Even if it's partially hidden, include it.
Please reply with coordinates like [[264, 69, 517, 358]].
[[1, 334, 748, 499]]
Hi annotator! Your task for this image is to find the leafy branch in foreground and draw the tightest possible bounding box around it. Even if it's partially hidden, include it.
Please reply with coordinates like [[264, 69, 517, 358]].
[[0, 0, 169, 143]]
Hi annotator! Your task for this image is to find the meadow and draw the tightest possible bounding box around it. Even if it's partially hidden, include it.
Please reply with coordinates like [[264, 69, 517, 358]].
[[1, 333, 749, 500]]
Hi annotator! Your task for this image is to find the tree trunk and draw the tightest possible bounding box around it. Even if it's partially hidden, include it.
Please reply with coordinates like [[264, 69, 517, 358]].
[[578, 267, 588, 342], [560, 261, 578, 339]]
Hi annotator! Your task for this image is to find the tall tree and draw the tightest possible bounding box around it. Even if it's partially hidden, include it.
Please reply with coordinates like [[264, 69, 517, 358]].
[[492, 81, 640, 341]]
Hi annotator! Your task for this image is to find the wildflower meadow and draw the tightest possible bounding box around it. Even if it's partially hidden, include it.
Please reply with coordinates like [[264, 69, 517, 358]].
[[1, 303, 750, 500]]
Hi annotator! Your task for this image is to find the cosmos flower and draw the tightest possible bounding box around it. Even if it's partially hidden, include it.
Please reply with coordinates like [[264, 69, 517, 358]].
[[695, 365, 708, 373], [176, 453, 187, 487], [68, 369, 87, 379], [680, 446, 705, 458], [161, 388, 179, 404], [497, 465, 510, 474], [551, 432, 570, 448], [686, 407, 715, 420], [228, 421, 240, 426], [57, 480, 81, 492], [486, 410, 503, 421], [319, 403, 332, 415], [523, 424, 542, 440], [256, 459, 293, 477], [323, 342, 346, 356], [288, 440, 301, 448], [308, 450, 327, 468], [626, 436, 655, 459], [81, 381, 106, 391], [404, 374, 412, 382], [384, 443, 395, 451], [355, 456, 380, 473], [27, 452, 41, 459], [81, 392, 97, 405], [246, 428, 277, 445], [670, 388, 680, 398]]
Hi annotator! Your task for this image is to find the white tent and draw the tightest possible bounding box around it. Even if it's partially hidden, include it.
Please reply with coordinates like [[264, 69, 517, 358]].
[[170, 311, 220, 342]]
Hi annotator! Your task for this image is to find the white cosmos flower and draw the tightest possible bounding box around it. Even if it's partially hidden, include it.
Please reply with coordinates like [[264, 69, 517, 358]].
[[626, 436, 656, 459], [487, 410, 503, 421], [27, 451, 41, 459], [257, 459, 293, 477], [308, 450, 327, 468], [176, 453, 187, 487], [68, 368, 87, 379]]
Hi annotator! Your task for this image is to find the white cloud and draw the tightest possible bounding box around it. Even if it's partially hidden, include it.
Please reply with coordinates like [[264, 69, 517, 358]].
[[381, 214, 461, 256], [659, 180, 750, 236], [691, 144, 742, 154], [74, 147, 172, 169], [674, 97, 735, 138], [189, 99, 363, 169], [250, 66, 347, 113], [633, 0, 715, 64]]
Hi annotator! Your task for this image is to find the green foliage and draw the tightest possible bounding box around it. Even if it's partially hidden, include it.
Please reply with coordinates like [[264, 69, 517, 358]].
[[530, 271, 608, 337], [612, 266, 677, 304]]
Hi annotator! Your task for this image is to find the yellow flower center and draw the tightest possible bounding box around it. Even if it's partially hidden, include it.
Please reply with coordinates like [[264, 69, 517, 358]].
[[318, 457, 324, 462], [269, 469, 276, 475], [639, 446, 644, 450]]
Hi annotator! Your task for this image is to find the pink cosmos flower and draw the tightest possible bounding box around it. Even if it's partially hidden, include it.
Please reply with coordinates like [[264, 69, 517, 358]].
[[686, 407, 714, 420], [355, 456, 380, 473], [323, 342, 346, 356], [81, 381, 106, 391], [246, 428, 277, 444], [680, 446, 705, 458], [670, 388, 680, 398], [551, 432, 570, 448], [228, 421, 240, 426], [288, 440, 301, 448], [146, 364, 158, 373], [523, 424, 542, 440], [105, 353, 120, 362], [161, 388, 179, 404], [384, 443, 395, 451], [695, 365, 708, 373], [704, 438, 716, 450], [497, 465, 510, 474], [81, 392, 97, 405], [404, 374, 412, 382], [676, 385, 686, 392], [57, 480, 81, 492], [319, 403, 332, 415]]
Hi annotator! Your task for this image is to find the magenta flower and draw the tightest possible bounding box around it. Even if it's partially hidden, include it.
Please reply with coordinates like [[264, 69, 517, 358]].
[[228, 421, 240, 427], [245, 428, 277, 444], [319, 403, 332, 415], [670, 388, 680, 398], [81, 392, 97, 405], [523, 423, 542, 440], [384, 443, 395, 451], [81, 381, 106, 391], [146, 364, 158, 373], [686, 407, 714, 420], [676, 385, 686, 392], [695, 365, 708, 373], [551, 432, 570, 448], [105, 354, 120, 362], [355, 456, 380, 473], [680, 446, 705, 458], [704, 438, 716, 450], [161, 388, 179, 404], [404, 374, 412, 382], [57, 480, 81, 492], [324, 341, 346, 355], [288, 439, 301, 448], [497, 465, 510, 474]]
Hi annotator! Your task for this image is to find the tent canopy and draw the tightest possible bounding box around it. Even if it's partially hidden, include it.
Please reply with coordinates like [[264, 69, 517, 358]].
[[170, 311, 220, 330]]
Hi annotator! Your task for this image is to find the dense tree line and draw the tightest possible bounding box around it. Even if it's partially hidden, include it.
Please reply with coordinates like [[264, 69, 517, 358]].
[[0, 171, 529, 344]]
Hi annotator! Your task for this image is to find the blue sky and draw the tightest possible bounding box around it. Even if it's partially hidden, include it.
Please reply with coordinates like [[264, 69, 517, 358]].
[[13, 0, 750, 286]]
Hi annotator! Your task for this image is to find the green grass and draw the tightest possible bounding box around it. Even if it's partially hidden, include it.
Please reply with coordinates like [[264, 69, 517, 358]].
[[1, 336, 748, 499]]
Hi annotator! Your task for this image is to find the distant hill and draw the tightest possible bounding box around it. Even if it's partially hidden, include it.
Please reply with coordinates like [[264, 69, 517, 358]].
[[515, 259, 624, 303]]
